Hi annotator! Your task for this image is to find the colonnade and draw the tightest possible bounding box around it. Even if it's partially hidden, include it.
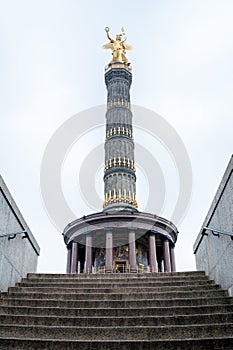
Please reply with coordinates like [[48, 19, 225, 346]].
[[66, 231, 176, 274]]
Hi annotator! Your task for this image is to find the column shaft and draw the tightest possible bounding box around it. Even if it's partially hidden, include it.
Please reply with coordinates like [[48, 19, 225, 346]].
[[103, 65, 137, 211], [164, 239, 171, 272], [149, 234, 158, 272], [129, 230, 137, 272], [105, 231, 113, 273], [66, 246, 72, 274], [70, 242, 78, 273], [85, 235, 92, 273], [170, 246, 176, 272]]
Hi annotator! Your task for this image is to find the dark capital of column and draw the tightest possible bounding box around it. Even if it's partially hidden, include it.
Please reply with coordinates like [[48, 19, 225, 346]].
[[170, 245, 176, 272], [105, 229, 113, 273], [70, 241, 78, 274], [129, 229, 137, 273], [85, 235, 93, 273], [164, 239, 171, 272], [149, 233, 158, 273]]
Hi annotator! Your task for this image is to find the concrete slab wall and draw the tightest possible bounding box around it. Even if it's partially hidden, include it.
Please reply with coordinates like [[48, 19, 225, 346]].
[[194, 155, 233, 295], [0, 176, 40, 291]]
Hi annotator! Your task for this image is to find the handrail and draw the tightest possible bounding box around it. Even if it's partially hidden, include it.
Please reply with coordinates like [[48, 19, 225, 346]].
[[202, 227, 233, 240], [0, 230, 39, 255], [0, 230, 27, 240]]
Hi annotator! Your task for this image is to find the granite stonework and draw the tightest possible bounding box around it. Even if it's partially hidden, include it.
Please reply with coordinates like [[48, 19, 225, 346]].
[[0, 271, 232, 349], [0, 176, 40, 291], [194, 155, 233, 296]]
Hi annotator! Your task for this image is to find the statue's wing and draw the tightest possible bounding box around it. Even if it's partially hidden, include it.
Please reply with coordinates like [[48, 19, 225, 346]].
[[123, 43, 133, 51], [102, 43, 113, 50]]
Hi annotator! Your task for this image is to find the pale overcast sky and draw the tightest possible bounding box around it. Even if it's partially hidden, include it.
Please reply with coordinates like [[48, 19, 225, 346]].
[[0, 0, 232, 272]]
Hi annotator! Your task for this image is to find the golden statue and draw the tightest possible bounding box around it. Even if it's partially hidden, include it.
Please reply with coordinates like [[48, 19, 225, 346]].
[[103, 27, 132, 65]]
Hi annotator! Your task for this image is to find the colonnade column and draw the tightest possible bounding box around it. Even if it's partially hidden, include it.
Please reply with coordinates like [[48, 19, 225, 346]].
[[149, 233, 158, 272], [66, 244, 72, 273], [105, 229, 113, 273], [164, 238, 171, 272], [70, 241, 78, 273], [85, 235, 92, 273], [170, 245, 176, 272], [129, 229, 137, 273]]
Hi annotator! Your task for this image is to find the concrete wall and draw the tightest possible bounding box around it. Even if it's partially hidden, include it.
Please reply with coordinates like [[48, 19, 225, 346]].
[[0, 176, 40, 291], [194, 155, 233, 296]]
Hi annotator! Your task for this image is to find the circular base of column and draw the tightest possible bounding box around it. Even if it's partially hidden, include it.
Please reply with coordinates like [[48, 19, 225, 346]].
[[150, 265, 158, 273], [63, 210, 178, 274], [130, 268, 137, 273], [103, 203, 138, 213]]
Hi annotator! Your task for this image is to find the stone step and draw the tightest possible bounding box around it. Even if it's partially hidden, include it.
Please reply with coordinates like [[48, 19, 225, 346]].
[[2, 289, 227, 301], [0, 312, 232, 327], [17, 279, 215, 289], [27, 271, 206, 279], [0, 323, 232, 340], [0, 337, 233, 350], [8, 283, 220, 294], [21, 275, 210, 284], [0, 304, 232, 317], [0, 296, 232, 308]]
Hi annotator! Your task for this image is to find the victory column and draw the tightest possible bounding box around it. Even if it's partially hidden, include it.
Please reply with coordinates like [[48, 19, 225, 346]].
[[63, 28, 178, 274]]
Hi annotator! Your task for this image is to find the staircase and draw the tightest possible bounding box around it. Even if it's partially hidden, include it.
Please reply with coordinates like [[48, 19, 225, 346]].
[[0, 271, 232, 349]]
